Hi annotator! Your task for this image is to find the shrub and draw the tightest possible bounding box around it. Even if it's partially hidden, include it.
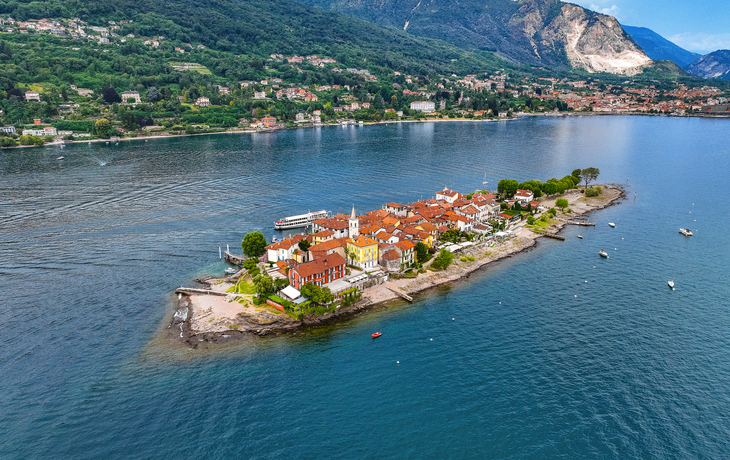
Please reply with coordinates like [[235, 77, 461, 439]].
[[527, 216, 536, 225], [585, 186, 602, 197], [431, 249, 455, 270]]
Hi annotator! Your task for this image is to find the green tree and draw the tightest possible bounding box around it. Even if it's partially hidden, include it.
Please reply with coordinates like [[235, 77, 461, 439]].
[[430, 249, 454, 270], [555, 198, 569, 212], [243, 258, 258, 271], [242, 231, 267, 258], [253, 274, 274, 297], [527, 216, 536, 225], [95, 118, 111, 137], [415, 242, 430, 262], [298, 239, 311, 251], [581, 167, 600, 188], [497, 179, 519, 197], [571, 169, 582, 184]]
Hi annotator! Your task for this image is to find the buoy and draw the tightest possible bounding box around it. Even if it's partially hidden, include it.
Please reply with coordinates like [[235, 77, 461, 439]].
[[575, 295, 577, 297], [397, 361, 400, 364], [430, 338, 433, 341], [499, 302, 501, 304], [585, 280, 587, 283], [452, 318, 455, 321]]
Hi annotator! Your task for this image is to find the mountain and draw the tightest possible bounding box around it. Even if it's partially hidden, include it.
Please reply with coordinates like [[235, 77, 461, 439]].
[[686, 50, 730, 80], [0, 0, 513, 77], [622, 25, 701, 68], [296, 0, 651, 75]]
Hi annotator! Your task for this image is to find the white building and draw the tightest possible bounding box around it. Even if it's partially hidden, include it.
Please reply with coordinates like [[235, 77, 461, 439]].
[[121, 91, 141, 104], [25, 91, 40, 102], [410, 100, 435, 113], [436, 187, 460, 204], [514, 189, 534, 204], [196, 97, 210, 107]]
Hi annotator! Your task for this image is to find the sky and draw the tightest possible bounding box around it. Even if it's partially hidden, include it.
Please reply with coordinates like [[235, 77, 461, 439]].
[[570, 0, 730, 54]]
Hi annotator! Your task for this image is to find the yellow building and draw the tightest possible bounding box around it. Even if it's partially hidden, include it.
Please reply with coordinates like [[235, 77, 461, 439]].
[[347, 235, 379, 269]]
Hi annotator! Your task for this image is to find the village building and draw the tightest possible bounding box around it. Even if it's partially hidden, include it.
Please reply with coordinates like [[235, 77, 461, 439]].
[[410, 100, 435, 113], [289, 253, 346, 289], [347, 235, 379, 269], [196, 97, 210, 107], [25, 91, 40, 102], [121, 91, 141, 104]]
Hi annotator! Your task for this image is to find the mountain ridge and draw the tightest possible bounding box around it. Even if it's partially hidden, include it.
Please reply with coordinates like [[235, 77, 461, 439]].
[[296, 0, 651, 74], [621, 25, 701, 68], [686, 50, 730, 80]]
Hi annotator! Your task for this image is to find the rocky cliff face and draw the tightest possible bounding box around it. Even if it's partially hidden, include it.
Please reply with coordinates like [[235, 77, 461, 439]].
[[298, 0, 651, 74], [686, 50, 730, 80], [539, 4, 651, 75]]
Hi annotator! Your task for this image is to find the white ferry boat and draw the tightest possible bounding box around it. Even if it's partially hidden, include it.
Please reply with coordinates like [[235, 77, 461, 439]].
[[274, 210, 328, 230]]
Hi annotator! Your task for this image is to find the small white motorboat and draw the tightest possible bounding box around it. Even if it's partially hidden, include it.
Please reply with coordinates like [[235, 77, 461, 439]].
[[668, 280, 675, 289], [271, 236, 279, 243], [577, 235, 583, 239], [599, 249, 609, 258], [224, 267, 237, 275], [608, 222, 616, 228], [56, 156, 65, 160], [679, 228, 693, 237]]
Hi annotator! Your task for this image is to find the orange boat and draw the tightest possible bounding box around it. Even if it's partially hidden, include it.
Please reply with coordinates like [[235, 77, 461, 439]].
[[371, 332, 382, 339]]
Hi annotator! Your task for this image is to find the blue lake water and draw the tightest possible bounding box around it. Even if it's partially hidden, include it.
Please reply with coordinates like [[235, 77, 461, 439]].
[[1, 117, 729, 459]]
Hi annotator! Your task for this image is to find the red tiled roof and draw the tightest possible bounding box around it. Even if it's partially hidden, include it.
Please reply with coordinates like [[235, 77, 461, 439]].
[[293, 253, 346, 279], [382, 249, 401, 261]]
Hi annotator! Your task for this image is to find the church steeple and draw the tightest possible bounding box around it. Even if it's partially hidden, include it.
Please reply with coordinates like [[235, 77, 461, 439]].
[[349, 204, 359, 238]]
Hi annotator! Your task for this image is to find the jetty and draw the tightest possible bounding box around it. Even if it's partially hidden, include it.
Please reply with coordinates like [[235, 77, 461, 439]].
[[176, 287, 249, 299], [386, 286, 413, 302], [544, 233, 566, 241], [566, 221, 595, 226], [224, 251, 246, 265]]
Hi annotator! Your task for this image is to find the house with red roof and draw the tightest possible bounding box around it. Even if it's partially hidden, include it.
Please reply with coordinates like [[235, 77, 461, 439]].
[[514, 189, 534, 204], [289, 253, 346, 289], [383, 202, 407, 217]]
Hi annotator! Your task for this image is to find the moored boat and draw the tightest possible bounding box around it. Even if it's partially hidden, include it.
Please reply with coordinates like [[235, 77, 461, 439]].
[[668, 280, 675, 289], [577, 235, 583, 239], [608, 222, 616, 228], [599, 249, 609, 258], [274, 210, 328, 230], [372, 332, 382, 339], [679, 228, 693, 237], [224, 268, 237, 275]]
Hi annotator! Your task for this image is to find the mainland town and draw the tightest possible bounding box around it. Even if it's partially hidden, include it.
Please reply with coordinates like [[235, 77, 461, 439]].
[[175, 169, 620, 341], [1, 16, 730, 148]]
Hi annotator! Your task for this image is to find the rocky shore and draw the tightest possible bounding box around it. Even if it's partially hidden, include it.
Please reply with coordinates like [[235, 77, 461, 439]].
[[172, 185, 625, 347]]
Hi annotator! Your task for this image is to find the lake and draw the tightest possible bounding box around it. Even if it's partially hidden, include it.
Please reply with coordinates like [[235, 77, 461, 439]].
[[1, 116, 729, 459]]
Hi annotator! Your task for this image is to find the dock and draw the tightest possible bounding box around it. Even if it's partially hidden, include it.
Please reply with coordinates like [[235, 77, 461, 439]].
[[224, 251, 246, 265], [566, 221, 595, 226], [387, 286, 413, 302], [176, 287, 247, 298], [544, 233, 566, 241]]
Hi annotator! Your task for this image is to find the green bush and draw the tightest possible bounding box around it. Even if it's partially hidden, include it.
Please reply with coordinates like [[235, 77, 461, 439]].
[[431, 249, 455, 270], [527, 216, 536, 225], [585, 186, 602, 197]]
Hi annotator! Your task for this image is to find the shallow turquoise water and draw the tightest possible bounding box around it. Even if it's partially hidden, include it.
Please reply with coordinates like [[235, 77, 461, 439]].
[[1, 117, 729, 458]]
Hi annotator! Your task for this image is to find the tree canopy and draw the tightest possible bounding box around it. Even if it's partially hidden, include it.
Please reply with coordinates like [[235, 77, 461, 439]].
[[498, 179, 519, 197], [242, 231, 267, 258], [581, 167, 600, 188]]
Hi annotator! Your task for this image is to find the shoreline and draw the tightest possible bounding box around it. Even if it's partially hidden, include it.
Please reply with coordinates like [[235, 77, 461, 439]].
[[173, 185, 626, 348], [3, 111, 728, 152]]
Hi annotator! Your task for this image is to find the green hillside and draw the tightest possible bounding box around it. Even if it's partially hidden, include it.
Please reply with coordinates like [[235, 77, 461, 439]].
[[0, 0, 513, 87]]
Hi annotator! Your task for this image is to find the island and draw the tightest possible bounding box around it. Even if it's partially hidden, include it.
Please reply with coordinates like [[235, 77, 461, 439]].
[[172, 168, 624, 346]]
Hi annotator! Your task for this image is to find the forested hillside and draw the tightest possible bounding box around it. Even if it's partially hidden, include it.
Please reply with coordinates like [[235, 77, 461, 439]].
[[0, 0, 512, 89]]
